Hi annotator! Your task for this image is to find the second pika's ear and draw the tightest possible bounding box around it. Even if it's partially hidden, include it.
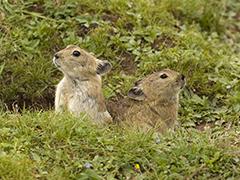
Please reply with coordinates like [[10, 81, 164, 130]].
[[128, 87, 146, 101], [96, 60, 112, 75]]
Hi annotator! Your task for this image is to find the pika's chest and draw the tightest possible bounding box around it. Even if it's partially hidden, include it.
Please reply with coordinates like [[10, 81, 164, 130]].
[[67, 85, 97, 114]]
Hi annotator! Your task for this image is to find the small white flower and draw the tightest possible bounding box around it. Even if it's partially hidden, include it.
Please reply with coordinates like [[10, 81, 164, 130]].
[[84, 162, 93, 169]]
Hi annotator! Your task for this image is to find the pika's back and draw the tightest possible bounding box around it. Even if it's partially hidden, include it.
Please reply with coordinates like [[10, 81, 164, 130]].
[[107, 69, 185, 133]]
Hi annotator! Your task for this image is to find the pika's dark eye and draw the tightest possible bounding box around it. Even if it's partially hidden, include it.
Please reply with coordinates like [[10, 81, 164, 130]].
[[72, 50, 81, 57], [160, 73, 168, 79]]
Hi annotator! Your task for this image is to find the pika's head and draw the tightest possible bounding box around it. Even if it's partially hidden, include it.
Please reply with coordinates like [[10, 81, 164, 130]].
[[53, 45, 112, 78], [128, 69, 185, 101]]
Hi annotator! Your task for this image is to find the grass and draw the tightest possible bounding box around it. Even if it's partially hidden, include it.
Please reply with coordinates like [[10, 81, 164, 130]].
[[0, 0, 240, 179], [0, 112, 239, 179]]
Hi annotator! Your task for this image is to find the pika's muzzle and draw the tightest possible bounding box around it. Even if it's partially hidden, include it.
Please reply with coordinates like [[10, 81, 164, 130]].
[[53, 53, 61, 68]]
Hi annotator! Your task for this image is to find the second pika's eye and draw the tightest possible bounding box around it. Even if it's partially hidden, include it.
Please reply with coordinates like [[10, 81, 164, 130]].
[[160, 73, 168, 79], [72, 50, 81, 57]]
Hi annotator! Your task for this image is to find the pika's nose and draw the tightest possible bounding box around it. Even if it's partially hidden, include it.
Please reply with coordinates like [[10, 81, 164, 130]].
[[54, 53, 60, 59], [180, 74, 185, 81]]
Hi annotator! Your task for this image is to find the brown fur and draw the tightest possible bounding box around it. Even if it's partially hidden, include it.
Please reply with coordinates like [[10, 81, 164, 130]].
[[107, 69, 185, 133], [53, 45, 112, 124]]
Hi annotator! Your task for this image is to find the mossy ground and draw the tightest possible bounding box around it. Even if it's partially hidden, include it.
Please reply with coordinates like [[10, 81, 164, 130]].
[[0, 0, 239, 179]]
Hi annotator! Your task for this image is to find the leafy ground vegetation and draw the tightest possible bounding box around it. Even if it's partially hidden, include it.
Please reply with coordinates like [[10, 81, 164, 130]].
[[0, 0, 239, 179]]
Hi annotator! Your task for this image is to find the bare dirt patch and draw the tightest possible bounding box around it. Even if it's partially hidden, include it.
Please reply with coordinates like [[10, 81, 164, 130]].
[[119, 51, 137, 75], [102, 11, 120, 24], [26, 3, 44, 13], [195, 122, 215, 131], [151, 35, 176, 50]]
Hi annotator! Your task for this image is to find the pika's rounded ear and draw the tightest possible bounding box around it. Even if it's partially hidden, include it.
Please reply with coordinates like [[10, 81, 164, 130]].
[[96, 60, 112, 75], [128, 87, 146, 101]]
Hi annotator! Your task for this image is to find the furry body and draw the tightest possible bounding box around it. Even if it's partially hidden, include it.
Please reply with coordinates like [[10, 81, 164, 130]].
[[108, 69, 185, 132], [54, 45, 112, 123]]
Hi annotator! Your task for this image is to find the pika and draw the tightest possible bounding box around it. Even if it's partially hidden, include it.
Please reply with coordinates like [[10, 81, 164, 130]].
[[107, 69, 185, 133], [53, 45, 112, 124]]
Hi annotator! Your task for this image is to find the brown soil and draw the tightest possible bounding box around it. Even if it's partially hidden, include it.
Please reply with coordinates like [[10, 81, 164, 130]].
[[151, 35, 176, 50], [195, 122, 215, 131], [102, 11, 120, 23], [2, 88, 55, 112], [77, 25, 91, 37], [119, 51, 137, 75], [77, 23, 99, 37], [26, 3, 44, 13], [124, 22, 134, 31]]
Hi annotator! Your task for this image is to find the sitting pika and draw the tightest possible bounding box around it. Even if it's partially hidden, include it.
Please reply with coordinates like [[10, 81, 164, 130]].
[[107, 69, 185, 133], [53, 45, 112, 124]]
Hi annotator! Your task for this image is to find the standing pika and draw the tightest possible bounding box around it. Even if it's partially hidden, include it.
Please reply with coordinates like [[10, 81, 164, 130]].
[[53, 45, 112, 124], [107, 69, 185, 133]]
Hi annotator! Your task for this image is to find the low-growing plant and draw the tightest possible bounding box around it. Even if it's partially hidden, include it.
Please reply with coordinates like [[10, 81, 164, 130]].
[[0, 0, 239, 178], [0, 112, 239, 179]]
